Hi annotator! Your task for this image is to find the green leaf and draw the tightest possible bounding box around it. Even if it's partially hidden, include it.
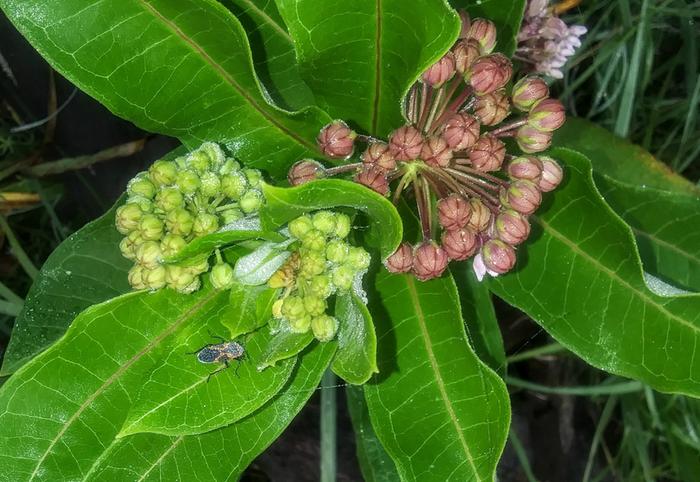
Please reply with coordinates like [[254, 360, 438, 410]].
[[346, 386, 401, 482], [450, 0, 526, 55], [554, 118, 700, 195], [258, 325, 315, 370], [364, 271, 510, 481], [595, 174, 700, 292], [453, 262, 506, 375], [488, 148, 700, 397], [233, 241, 292, 285], [275, 0, 460, 135], [0, 0, 332, 179], [86, 342, 337, 480], [226, 282, 279, 337], [0, 287, 230, 481], [332, 292, 378, 384], [119, 324, 296, 437], [0, 201, 131, 376], [222, 0, 315, 110], [165, 227, 285, 264], [261, 179, 403, 258]]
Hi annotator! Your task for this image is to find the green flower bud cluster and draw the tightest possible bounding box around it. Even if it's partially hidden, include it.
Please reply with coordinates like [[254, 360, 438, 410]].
[[116, 142, 265, 292], [269, 211, 369, 342]]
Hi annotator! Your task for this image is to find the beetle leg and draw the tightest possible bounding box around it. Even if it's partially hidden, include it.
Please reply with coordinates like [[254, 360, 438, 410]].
[[207, 329, 227, 344]]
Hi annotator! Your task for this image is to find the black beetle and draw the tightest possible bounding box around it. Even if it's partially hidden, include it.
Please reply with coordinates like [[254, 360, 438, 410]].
[[190, 334, 245, 381]]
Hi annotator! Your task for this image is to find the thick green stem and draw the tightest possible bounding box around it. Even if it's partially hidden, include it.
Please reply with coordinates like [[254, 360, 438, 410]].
[[320, 369, 337, 482]]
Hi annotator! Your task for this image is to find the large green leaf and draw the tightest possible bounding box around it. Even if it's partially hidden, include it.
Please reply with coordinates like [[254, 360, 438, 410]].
[[364, 271, 510, 481], [332, 292, 378, 384], [83, 343, 336, 481], [0, 0, 331, 179], [222, 0, 315, 110], [275, 0, 460, 136], [554, 118, 700, 195], [450, 0, 526, 56], [595, 175, 700, 292], [261, 179, 402, 258], [488, 148, 700, 397], [0, 201, 131, 376]]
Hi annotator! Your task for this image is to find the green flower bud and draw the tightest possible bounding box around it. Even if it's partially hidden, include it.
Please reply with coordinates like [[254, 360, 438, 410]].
[[160, 234, 187, 258], [302, 230, 326, 252], [128, 265, 147, 290], [312, 211, 336, 235], [165, 264, 196, 292], [179, 277, 202, 294], [177, 170, 201, 194], [219, 208, 244, 225], [272, 298, 284, 319], [289, 215, 314, 239], [165, 208, 194, 237], [149, 160, 178, 186], [188, 150, 211, 173], [239, 189, 263, 214], [221, 172, 247, 200], [325, 240, 349, 264], [143, 265, 167, 290], [174, 156, 188, 169], [126, 195, 154, 213], [199, 171, 221, 198], [115, 203, 143, 234], [311, 314, 339, 342], [198, 142, 225, 169], [303, 295, 326, 316], [219, 158, 241, 175], [300, 251, 326, 278], [243, 168, 262, 188], [155, 187, 184, 212], [185, 258, 210, 275], [308, 274, 333, 298], [282, 296, 306, 321], [193, 213, 219, 237], [119, 236, 137, 260], [346, 247, 370, 271], [210, 262, 235, 290], [331, 265, 355, 291], [127, 175, 156, 199], [135, 240, 162, 268], [139, 214, 164, 241], [288, 315, 312, 333], [334, 213, 352, 239]]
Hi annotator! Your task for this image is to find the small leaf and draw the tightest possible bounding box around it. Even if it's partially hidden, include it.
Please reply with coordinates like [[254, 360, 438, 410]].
[[332, 292, 378, 384], [120, 325, 296, 437], [226, 282, 279, 337], [258, 325, 315, 370], [487, 148, 700, 397], [450, 0, 526, 55], [233, 241, 292, 285], [364, 271, 510, 481], [261, 179, 403, 258]]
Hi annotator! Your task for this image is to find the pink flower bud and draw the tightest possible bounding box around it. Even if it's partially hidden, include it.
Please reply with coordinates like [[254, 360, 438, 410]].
[[528, 98, 566, 132], [512, 77, 549, 111], [421, 136, 453, 168], [482, 239, 516, 274], [469, 135, 506, 172], [288, 159, 326, 186], [500, 180, 542, 215], [384, 243, 413, 273], [458, 10, 471, 38], [443, 113, 481, 151], [467, 18, 498, 54], [507, 156, 543, 182], [474, 90, 511, 126], [437, 194, 472, 231], [496, 210, 531, 245], [389, 125, 424, 161], [538, 156, 564, 192], [317, 121, 357, 159], [355, 165, 389, 196], [469, 54, 512, 95], [516, 125, 552, 153], [422, 52, 456, 87], [362, 141, 396, 171], [467, 198, 492, 232], [413, 242, 449, 281], [453, 39, 482, 74], [442, 228, 478, 260]]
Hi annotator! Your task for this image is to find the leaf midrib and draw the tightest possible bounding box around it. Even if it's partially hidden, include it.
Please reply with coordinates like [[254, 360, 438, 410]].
[[405, 276, 481, 479], [138, 0, 316, 151], [27, 291, 221, 482], [631, 226, 700, 266]]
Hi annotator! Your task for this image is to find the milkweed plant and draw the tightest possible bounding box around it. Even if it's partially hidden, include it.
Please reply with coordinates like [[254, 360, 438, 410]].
[[1, 1, 699, 481]]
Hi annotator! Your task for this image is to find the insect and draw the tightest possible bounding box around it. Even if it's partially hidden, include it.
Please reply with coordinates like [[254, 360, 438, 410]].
[[190, 334, 245, 382]]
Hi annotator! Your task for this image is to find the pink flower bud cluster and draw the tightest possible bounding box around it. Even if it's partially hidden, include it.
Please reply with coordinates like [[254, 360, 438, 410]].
[[290, 12, 568, 282]]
